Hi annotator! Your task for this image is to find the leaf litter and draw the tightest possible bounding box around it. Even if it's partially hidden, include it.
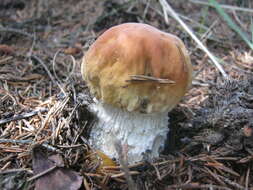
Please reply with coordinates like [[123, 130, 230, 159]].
[[0, 0, 253, 189]]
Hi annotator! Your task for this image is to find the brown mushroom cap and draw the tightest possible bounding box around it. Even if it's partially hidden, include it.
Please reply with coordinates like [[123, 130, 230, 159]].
[[82, 23, 192, 113]]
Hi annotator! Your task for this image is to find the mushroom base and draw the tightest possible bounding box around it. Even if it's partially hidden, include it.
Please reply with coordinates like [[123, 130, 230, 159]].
[[89, 102, 169, 163]]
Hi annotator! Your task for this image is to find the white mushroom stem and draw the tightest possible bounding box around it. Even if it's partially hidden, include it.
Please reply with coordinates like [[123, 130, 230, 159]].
[[89, 102, 169, 164]]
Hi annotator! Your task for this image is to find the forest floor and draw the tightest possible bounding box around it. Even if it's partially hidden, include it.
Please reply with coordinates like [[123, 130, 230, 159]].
[[0, 0, 253, 189]]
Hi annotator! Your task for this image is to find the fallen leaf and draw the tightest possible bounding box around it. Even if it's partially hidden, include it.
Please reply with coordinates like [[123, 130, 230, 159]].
[[32, 145, 83, 190]]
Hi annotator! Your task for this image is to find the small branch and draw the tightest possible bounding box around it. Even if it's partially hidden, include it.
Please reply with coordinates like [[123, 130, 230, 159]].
[[0, 27, 34, 38], [159, 0, 228, 79], [0, 108, 47, 125], [0, 139, 61, 153], [0, 168, 33, 175], [0, 139, 32, 143], [27, 165, 58, 182]]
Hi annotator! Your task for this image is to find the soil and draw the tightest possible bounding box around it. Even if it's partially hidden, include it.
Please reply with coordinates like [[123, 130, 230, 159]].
[[0, 0, 252, 189]]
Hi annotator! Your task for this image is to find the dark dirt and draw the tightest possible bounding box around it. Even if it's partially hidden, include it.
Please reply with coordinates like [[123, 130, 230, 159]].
[[0, 0, 253, 189]]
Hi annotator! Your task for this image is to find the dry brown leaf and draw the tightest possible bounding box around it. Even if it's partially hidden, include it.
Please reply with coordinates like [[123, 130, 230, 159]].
[[32, 145, 83, 190]]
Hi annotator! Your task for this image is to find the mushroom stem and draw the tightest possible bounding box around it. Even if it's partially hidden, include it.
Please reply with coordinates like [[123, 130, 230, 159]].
[[89, 102, 169, 163]]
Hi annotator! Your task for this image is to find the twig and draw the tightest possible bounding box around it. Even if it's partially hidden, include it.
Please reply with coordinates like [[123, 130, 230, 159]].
[[40, 143, 61, 153], [218, 174, 245, 189], [0, 75, 42, 82], [0, 168, 33, 175], [152, 163, 162, 180], [0, 108, 48, 125], [0, 139, 32, 143], [0, 27, 34, 38], [0, 139, 61, 153], [83, 177, 91, 190], [27, 165, 58, 182], [202, 167, 226, 186], [159, 0, 228, 79], [0, 56, 13, 64]]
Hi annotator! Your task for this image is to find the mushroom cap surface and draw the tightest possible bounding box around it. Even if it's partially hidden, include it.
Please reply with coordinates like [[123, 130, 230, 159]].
[[82, 23, 192, 113]]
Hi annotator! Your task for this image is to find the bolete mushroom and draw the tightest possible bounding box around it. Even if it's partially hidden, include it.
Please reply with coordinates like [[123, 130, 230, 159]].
[[81, 23, 192, 163]]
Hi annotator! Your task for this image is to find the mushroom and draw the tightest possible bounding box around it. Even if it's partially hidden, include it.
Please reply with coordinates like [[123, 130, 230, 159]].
[[81, 23, 192, 163]]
